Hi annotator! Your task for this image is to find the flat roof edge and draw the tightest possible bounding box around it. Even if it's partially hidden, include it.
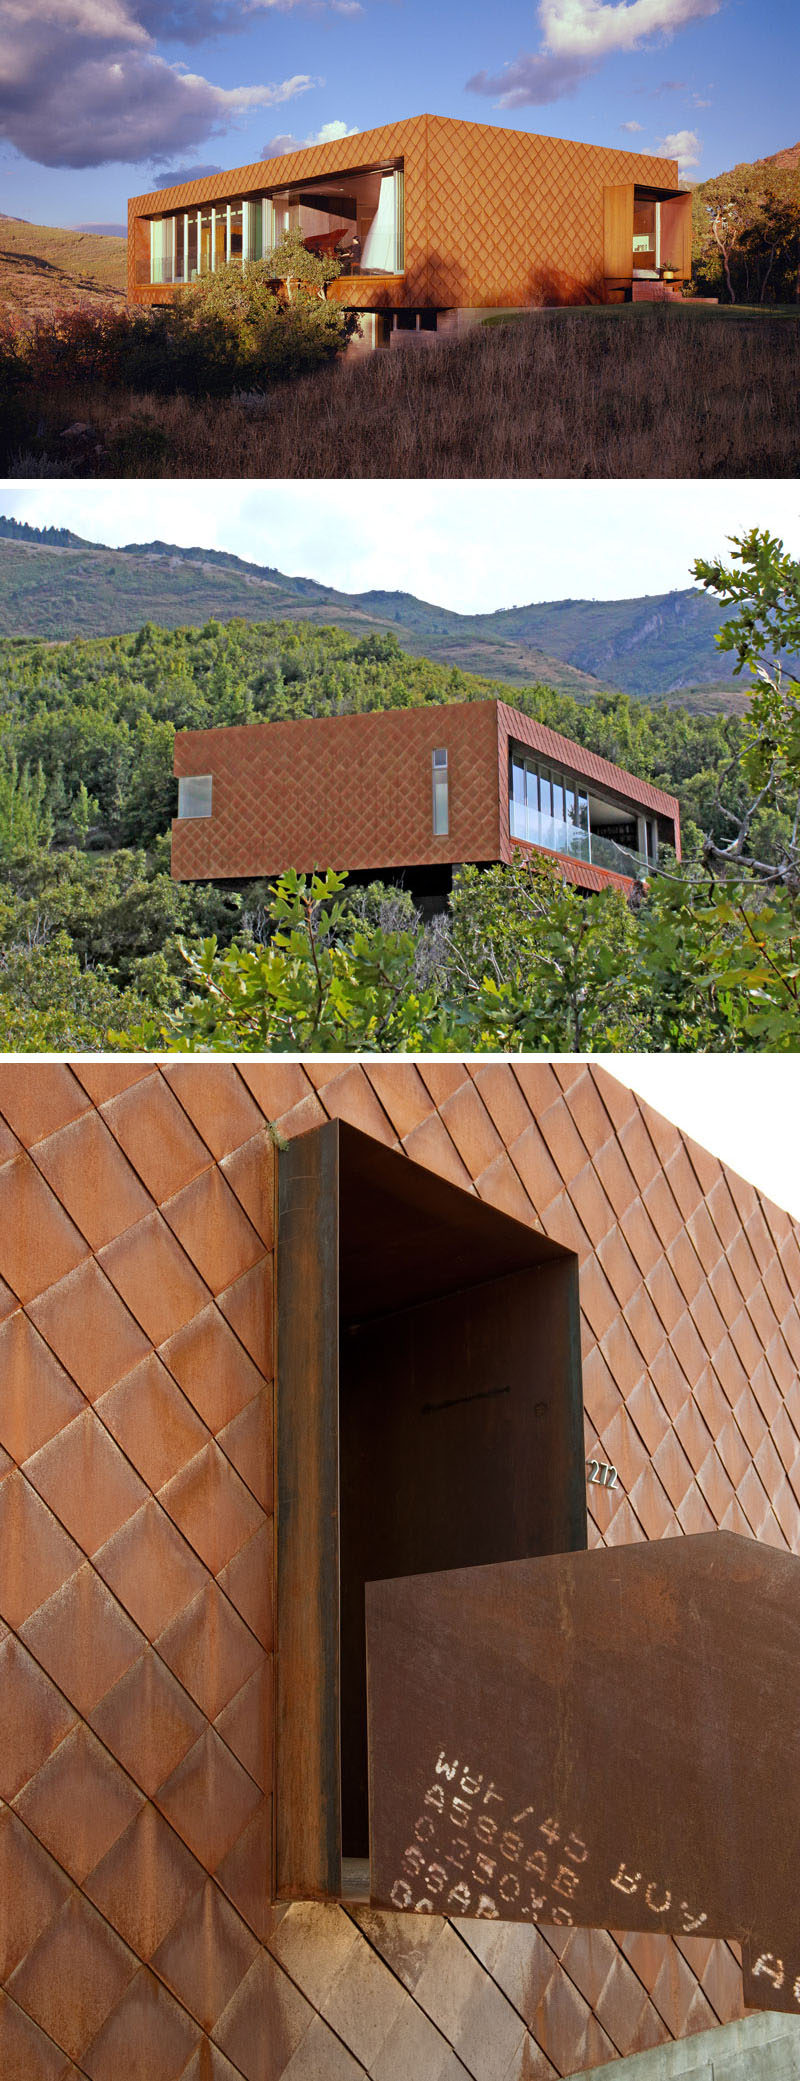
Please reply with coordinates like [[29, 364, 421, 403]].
[[128, 115, 679, 211]]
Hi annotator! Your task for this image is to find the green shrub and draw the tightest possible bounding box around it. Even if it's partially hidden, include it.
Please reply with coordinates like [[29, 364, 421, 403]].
[[1, 252, 356, 400]]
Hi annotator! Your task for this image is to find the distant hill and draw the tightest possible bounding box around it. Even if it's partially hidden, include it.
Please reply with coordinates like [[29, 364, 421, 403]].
[[0, 516, 757, 712], [0, 217, 126, 322]]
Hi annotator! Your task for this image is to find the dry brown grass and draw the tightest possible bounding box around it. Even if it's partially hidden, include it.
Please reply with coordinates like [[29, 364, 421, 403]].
[[5, 303, 799, 478], [0, 217, 127, 323]]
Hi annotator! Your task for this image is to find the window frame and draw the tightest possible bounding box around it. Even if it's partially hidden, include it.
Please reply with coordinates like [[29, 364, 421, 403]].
[[177, 773, 213, 820]]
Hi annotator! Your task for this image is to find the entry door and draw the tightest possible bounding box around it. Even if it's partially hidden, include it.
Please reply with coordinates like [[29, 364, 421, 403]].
[[275, 1119, 585, 1902]]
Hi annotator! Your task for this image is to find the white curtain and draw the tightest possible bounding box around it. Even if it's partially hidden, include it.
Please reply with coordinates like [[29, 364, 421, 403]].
[[361, 174, 397, 273]]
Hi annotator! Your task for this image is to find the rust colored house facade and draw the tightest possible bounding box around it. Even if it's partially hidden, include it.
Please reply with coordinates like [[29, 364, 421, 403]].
[[128, 114, 692, 341], [171, 698, 681, 900], [1, 1056, 800, 2079]]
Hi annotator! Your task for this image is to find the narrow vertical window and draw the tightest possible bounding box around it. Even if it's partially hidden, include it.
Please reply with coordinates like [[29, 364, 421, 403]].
[[432, 748, 449, 837]]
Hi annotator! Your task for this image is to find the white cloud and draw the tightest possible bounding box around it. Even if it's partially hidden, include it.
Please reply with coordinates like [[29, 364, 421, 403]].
[[6, 477, 799, 618], [467, 50, 596, 106], [310, 118, 355, 143], [0, 0, 318, 168], [263, 116, 356, 154], [541, 0, 720, 59], [468, 0, 720, 108], [620, 117, 644, 130], [656, 124, 701, 170]]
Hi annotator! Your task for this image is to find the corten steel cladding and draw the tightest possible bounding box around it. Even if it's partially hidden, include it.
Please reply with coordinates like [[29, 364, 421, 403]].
[[366, 1531, 800, 2010], [171, 698, 680, 889], [127, 113, 685, 312], [3, 1057, 800, 2078]]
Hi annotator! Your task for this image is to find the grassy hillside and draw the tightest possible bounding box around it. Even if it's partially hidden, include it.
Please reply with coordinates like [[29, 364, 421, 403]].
[[0, 217, 127, 322], [0, 520, 748, 712], [4, 302, 798, 481]]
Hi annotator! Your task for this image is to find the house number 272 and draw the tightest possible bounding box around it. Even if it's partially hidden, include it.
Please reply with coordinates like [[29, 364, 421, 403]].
[[586, 1459, 619, 1489]]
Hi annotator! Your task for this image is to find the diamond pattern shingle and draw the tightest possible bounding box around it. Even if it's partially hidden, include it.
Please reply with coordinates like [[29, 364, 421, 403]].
[[129, 113, 683, 317], [171, 698, 679, 892], [4, 1060, 799, 2079]]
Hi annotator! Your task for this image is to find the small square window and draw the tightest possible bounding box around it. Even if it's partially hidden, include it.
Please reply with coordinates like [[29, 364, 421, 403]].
[[178, 774, 213, 819]]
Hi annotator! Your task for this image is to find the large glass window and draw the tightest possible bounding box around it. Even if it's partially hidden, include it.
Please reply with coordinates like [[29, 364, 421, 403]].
[[270, 167, 404, 276], [244, 199, 262, 261], [271, 165, 402, 275], [147, 163, 404, 286], [509, 748, 653, 877], [200, 209, 213, 275], [229, 204, 243, 262]]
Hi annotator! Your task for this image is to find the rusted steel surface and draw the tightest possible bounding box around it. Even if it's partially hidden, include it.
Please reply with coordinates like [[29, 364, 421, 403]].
[[276, 1118, 586, 1895], [3, 1058, 800, 2076], [275, 1119, 341, 1900], [128, 114, 683, 312], [367, 1530, 800, 2011], [171, 698, 680, 889]]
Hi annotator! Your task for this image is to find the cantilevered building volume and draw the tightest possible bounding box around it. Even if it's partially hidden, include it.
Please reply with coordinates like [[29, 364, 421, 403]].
[[129, 113, 693, 343], [170, 697, 681, 901]]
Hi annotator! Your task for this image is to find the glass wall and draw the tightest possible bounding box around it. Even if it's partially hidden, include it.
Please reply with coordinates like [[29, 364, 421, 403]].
[[509, 749, 655, 878], [270, 166, 402, 275], [147, 164, 403, 285]]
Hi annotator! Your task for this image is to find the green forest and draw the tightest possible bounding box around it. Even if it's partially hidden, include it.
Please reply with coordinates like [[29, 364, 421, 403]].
[[0, 526, 797, 1051]]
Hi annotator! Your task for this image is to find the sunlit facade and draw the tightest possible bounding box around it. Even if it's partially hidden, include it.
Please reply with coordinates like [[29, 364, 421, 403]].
[[129, 115, 691, 330]]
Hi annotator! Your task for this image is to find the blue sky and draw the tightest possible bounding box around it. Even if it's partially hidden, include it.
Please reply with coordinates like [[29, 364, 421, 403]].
[[1, 0, 797, 233]]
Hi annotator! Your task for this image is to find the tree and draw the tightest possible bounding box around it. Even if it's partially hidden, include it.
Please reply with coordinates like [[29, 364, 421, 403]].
[[692, 161, 800, 303], [692, 528, 800, 887], [446, 857, 642, 1051], [118, 870, 445, 1053], [262, 228, 343, 305], [0, 751, 53, 864]]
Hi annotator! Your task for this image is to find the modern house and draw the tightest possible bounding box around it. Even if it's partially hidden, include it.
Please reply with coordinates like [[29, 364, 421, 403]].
[[170, 698, 681, 901], [1, 1056, 799, 2081], [128, 114, 693, 342]]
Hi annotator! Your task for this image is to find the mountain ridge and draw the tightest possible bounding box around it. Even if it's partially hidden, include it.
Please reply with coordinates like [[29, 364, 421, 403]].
[[0, 516, 752, 712]]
